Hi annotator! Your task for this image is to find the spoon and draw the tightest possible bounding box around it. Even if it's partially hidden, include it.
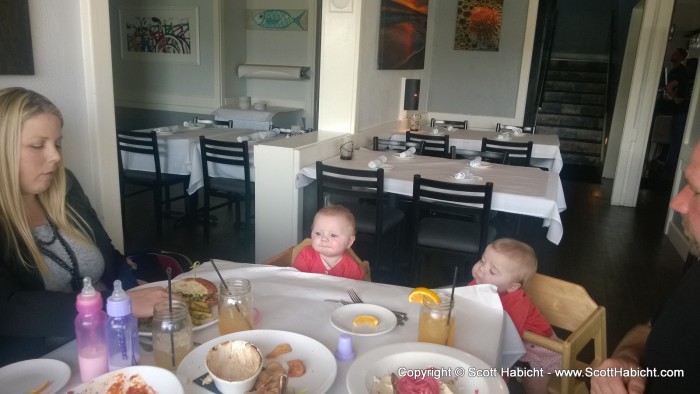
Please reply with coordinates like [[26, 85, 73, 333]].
[[278, 374, 288, 394]]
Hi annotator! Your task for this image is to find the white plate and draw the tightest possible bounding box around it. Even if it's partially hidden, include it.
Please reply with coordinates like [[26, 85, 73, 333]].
[[449, 174, 483, 181], [67, 365, 183, 394], [391, 154, 414, 159], [133, 280, 219, 337], [346, 342, 507, 394], [0, 359, 70, 394], [177, 329, 337, 393], [330, 304, 398, 336]]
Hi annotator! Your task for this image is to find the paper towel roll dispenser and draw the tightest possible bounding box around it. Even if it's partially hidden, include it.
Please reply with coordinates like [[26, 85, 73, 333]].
[[237, 64, 310, 80]]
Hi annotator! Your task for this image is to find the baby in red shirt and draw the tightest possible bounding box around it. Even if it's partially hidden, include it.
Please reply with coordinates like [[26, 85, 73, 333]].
[[470, 238, 561, 394], [293, 205, 364, 280]]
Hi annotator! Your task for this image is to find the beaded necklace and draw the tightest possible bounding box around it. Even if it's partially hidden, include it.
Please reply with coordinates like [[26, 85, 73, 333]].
[[34, 221, 82, 291]]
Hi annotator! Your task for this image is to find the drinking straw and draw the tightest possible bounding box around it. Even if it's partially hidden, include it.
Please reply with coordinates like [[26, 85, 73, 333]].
[[167, 267, 175, 368], [445, 266, 458, 345]]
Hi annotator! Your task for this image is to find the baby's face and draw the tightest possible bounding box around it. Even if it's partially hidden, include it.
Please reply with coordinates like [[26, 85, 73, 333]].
[[471, 246, 521, 293], [310, 214, 355, 260]]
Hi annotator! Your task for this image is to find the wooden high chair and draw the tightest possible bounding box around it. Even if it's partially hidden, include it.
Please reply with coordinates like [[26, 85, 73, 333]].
[[263, 238, 371, 281], [522, 274, 607, 394]]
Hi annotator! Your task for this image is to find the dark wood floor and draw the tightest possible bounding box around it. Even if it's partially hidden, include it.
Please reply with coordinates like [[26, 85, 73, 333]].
[[122, 166, 686, 357]]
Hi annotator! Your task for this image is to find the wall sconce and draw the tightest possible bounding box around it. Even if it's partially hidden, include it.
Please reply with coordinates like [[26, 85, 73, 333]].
[[404, 79, 420, 110]]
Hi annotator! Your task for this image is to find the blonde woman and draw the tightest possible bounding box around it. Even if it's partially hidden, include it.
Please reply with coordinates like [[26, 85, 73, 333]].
[[0, 87, 168, 366]]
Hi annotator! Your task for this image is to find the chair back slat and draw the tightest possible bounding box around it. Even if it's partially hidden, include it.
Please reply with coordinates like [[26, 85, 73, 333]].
[[406, 132, 450, 158], [372, 137, 425, 155], [199, 136, 251, 183], [193, 116, 234, 128], [430, 118, 469, 129], [481, 137, 533, 167], [496, 123, 536, 134], [450, 147, 508, 164], [116, 130, 163, 179]]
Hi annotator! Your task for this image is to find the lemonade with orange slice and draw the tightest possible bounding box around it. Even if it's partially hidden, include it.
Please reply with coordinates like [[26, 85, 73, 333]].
[[409, 288, 456, 346]]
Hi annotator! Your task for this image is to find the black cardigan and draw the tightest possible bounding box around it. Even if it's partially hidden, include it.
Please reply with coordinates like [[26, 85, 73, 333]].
[[0, 171, 134, 365]]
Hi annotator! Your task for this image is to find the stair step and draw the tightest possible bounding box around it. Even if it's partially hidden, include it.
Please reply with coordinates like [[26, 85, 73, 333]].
[[546, 70, 607, 83], [545, 81, 607, 94], [560, 140, 602, 155], [542, 91, 605, 105], [549, 59, 608, 72], [536, 125, 603, 141], [537, 113, 604, 129], [540, 102, 605, 117]]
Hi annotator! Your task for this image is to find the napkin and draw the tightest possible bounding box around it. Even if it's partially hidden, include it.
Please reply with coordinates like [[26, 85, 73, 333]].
[[497, 132, 510, 140], [399, 147, 416, 158], [511, 127, 523, 136], [237, 130, 278, 142], [152, 125, 178, 133], [446, 125, 454, 132], [454, 169, 470, 179], [469, 156, 482, 167], [368, 155, 388, 169], [182, 121, 195, 128], [432, 128, 440, 135]]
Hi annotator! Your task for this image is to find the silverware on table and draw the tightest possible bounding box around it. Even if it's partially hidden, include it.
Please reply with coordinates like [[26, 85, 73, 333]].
[[348, 289, 409, 320]]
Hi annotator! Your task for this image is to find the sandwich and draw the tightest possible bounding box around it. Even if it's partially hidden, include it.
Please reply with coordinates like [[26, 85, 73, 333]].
[[171, 278, 218, 306]]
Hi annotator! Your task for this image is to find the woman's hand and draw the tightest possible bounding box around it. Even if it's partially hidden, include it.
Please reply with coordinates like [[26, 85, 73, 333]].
[[126, 286, 169, 318]]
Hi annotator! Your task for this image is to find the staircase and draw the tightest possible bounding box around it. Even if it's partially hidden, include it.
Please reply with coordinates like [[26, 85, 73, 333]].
[[536, 59, 608, 166]]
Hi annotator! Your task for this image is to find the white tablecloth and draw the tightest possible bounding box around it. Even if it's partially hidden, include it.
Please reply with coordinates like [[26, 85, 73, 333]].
[[391, 129, 564, 173], [121, 127, 283, 194], [213, 105, 304, 130], [297, 149, 566, 244], [44, 261, 523, 393]]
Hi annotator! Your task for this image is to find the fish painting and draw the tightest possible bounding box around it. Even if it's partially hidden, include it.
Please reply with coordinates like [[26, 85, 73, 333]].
[[247, 9, 308, 31]]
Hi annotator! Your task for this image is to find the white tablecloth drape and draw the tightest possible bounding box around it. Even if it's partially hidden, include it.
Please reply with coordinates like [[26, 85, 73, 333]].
[[391, 129, 564, 173], [44, 261, 524, 393], [298, 149, 566, 244]]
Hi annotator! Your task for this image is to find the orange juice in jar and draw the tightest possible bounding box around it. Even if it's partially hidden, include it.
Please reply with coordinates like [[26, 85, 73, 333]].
[[218, 278, 254, 335], [418, 291, 456, 346]]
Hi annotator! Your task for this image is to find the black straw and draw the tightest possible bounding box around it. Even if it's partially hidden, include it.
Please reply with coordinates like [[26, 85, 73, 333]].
[[445, 266, 458, 345], [167, 267, 175, 367]]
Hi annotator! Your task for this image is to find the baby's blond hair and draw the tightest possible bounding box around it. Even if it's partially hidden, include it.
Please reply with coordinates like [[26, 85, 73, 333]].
[[489, 238, 538, 286], [314, 204, 356, 234]]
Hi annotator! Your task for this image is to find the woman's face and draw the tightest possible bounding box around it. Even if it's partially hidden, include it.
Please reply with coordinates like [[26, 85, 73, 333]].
[[19, 113, 63, 196]]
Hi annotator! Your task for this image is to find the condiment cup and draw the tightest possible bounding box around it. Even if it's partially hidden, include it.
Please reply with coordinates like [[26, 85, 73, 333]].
[[205, 340, 263, 394]]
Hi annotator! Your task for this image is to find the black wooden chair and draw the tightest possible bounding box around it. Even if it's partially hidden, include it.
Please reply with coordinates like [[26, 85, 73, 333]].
[[199, 136, 254, 242], [406, 131, 450, 158], [430, 118, 469, 129], [496, 123, 536, 134], [116, 130, 190, 237], [410, 175, 496, 282], [315, 161, 405, 273], [450, 147, 508, 164], [481, 137, 533, 167], [372, 137, 425, 155], [192, 117, 234, 128]]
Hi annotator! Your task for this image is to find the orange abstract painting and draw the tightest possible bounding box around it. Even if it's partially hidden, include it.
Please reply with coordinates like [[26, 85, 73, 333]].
[[378, 0, 429, 70], [454, 0, 503, 51]]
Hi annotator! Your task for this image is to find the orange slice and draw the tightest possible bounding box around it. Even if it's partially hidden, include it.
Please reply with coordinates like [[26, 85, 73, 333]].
[[352, 314, 379, 327], [408, 287, 441, 304]]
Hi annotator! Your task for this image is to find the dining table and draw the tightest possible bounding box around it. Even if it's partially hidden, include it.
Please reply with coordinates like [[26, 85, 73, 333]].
[[297, 149, 567, 244], [43, 261, 523, 393], [390, 128, 564, 173], [121, 125, 287, 194]]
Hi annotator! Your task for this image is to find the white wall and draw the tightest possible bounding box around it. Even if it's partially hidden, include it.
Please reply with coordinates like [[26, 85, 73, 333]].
[[0, 0, 123, 249]]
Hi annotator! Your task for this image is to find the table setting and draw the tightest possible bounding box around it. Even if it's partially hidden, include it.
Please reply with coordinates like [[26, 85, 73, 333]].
[[390, 129, 563, 173], [298, 149, 566, 244], [33, 260, 523, 393]]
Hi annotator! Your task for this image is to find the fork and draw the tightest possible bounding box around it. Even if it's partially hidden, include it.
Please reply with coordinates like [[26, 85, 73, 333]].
[[348, 289, 409, 321]]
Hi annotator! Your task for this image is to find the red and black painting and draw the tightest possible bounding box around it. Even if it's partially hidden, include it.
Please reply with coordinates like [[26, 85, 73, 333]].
[[378, 0, 429, 70]]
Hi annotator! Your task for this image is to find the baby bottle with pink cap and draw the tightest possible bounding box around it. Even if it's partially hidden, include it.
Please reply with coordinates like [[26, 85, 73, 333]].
[[75, 277, 108, 381]]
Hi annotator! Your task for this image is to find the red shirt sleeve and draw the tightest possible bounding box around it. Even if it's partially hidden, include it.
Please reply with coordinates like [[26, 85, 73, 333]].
[[500, 290, 553, 337]]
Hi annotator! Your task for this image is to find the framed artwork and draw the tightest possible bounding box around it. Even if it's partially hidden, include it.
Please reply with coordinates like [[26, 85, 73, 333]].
[[119, 6, 200, 64], [454, 0, 503, 51], [246, 9, 308, 31], [378, 0, 429, 70], [0, 0, 35, 75]]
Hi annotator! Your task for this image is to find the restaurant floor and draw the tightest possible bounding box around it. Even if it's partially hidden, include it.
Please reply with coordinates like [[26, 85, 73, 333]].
[[122, 167, 685, 385]]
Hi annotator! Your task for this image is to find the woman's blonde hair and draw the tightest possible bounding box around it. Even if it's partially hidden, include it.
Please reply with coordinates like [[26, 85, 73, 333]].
[[0, 87, 94, 273], [489, 238, 538, 286]]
